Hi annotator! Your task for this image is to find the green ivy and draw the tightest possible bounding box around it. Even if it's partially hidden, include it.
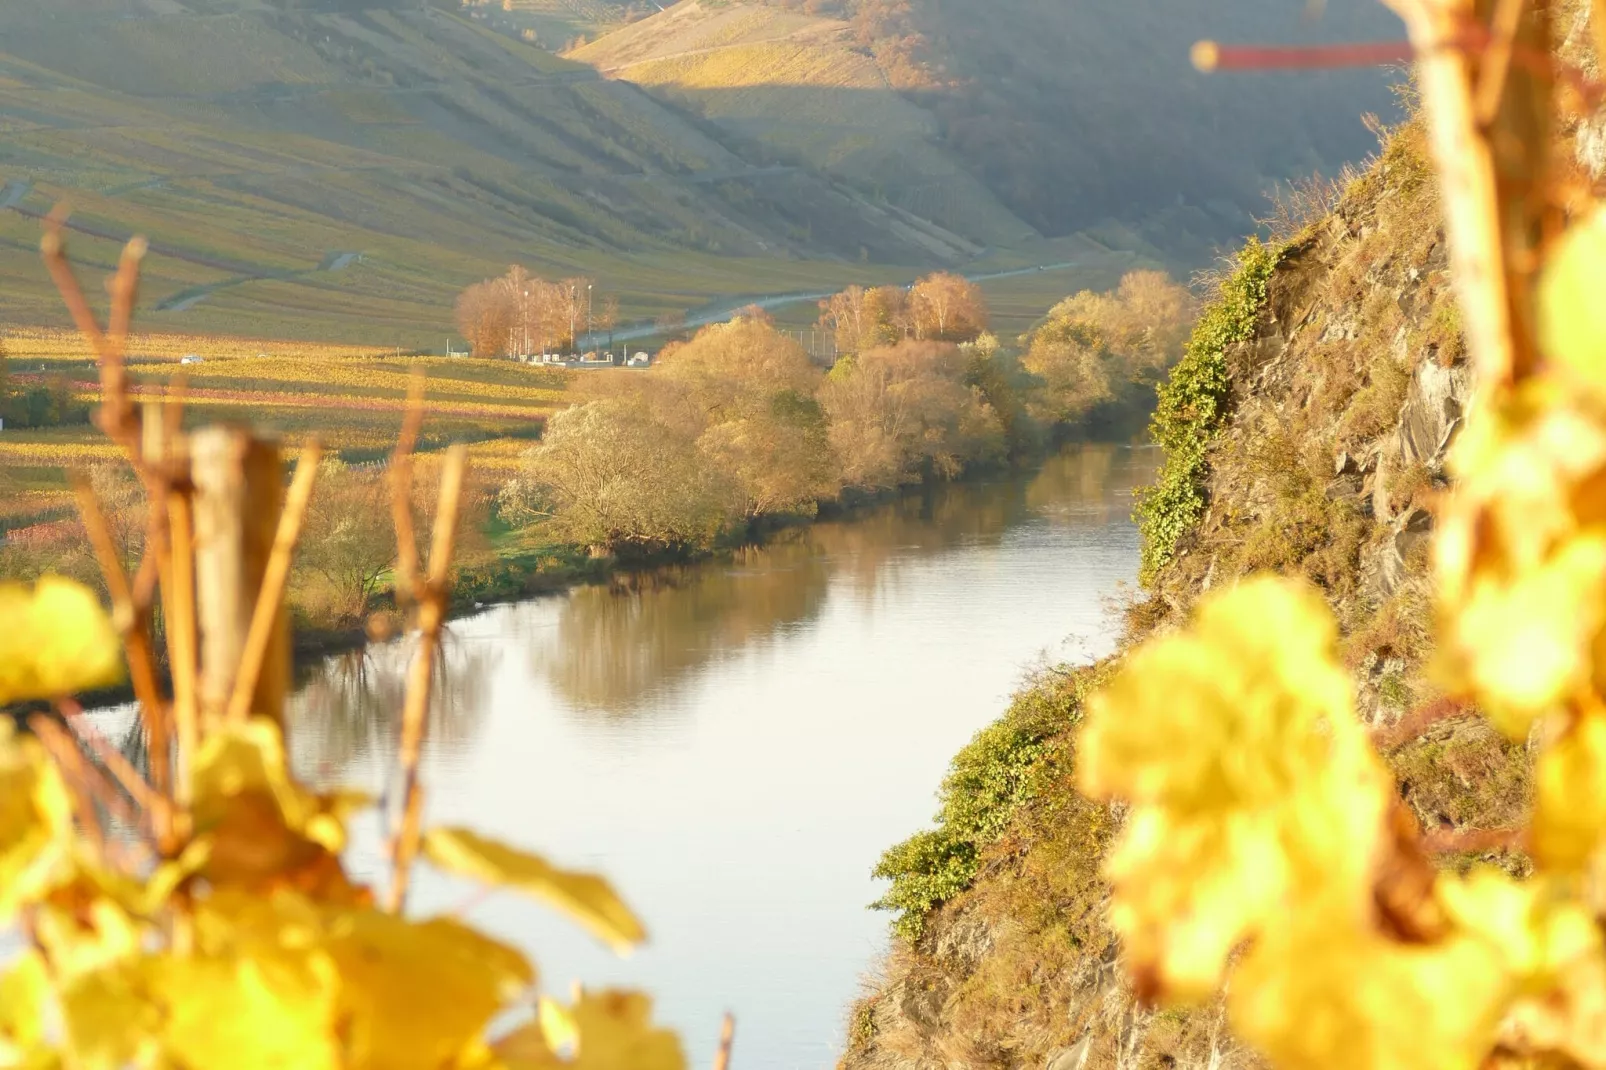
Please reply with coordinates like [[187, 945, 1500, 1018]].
[[871, 675, 1090, 941], [1135, 238, 1282, 584]]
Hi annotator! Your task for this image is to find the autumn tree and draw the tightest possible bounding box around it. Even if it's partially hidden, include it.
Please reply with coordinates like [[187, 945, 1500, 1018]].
[[819, 284, 911, 354], [454, 279, 516, 357], [657, 315, 839, 517], [820, 340, 1005, 491], [909, 271, 988, 342], [455, 269, 607, 356], [1023, 269, 1195, 432], [656, 314, 819, 419], [296, 457, 396, 620], [513, 398, 736, 554]]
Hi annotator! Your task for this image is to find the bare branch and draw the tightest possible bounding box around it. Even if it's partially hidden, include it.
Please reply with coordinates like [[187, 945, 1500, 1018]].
[[390, 370, 426, 608], [225, 440, 323, 725], [386, 443, 468, 913], [72, 476, 172, 809]]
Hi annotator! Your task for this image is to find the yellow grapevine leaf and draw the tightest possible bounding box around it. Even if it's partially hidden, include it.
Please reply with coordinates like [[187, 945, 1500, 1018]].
[[478, 1001, 581, 1070], [0, 950, 51, 1059], [488, 1021, 562, 1069], [59, 963, 162, 1070], [326, 910, 535, 1070], [422, 828, 646, 954], [539, 998, 581, 1056], [150, 952, 340, 1070], [566, 989, 684, 1070], [1437, 868, 1603, 987], [1540, 205, 1606, 392], [1230, 912, 1512, 1070], [191, 720, 370, 900], [0, 724, 74, 924], [34, 887, 142, 984], [1447, 535, 1606, 737], [1534, 711, 1606, 870], [1077, 576, 1389, 1001], [0, 576, 124, 704]]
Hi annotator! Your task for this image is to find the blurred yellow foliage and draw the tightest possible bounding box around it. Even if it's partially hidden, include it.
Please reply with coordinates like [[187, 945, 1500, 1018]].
[[1080, 577, 1390, 1000], [1075, 5, 1606, 1068], [0, 577, 124, 705]]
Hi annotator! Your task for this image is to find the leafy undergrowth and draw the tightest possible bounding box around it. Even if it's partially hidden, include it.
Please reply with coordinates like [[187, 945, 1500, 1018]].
[[870, 667, 1106, 942]]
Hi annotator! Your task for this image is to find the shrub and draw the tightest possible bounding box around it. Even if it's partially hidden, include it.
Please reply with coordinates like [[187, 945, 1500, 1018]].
[[871, 671, 1089, 940], [1135, 240, 1281, 584]]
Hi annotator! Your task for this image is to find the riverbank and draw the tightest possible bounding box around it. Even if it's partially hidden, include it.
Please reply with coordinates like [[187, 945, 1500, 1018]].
[[71, 451, 1098, 709]]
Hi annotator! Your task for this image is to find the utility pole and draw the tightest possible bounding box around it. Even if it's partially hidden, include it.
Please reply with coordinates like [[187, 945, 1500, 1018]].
[[569, 283, 577, 353], [586, 283, 594, 352]]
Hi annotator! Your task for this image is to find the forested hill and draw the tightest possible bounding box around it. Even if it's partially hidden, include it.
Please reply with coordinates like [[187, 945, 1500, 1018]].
[[574, 0, 1407, 264]]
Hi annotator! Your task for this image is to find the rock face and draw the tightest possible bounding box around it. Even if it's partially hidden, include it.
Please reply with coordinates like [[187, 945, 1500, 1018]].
[[836, 119, 1531, 1070], [838, 12, 1605, 1058]]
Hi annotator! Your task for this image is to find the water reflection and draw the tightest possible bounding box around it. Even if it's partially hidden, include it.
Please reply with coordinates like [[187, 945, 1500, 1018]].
[[289, 630, 496, 784], [247, 444, 1159, 1069], [522, 445, 1154, 717]]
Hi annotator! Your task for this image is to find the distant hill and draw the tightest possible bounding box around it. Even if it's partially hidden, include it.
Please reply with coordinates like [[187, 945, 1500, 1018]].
[[573, 0, 1406, 262], [0, 0, 1400, 343], [0, 0, 1037, 342]]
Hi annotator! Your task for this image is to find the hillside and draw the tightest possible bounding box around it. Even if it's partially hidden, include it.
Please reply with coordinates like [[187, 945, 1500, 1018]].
[[836, 5, 1606, 1055], [568, 1, 1039, 249], [572, 0, 1407, 265], [0, 0, 1045, 344]]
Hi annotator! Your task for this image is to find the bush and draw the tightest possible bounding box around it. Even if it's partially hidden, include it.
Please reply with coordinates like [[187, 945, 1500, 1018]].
[[1135, 240, 1281, 583], [872, 671, 1090, 940]]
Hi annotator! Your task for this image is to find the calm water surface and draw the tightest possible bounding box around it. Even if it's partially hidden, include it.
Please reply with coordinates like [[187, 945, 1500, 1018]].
[[280, 445, 1151, 1068]]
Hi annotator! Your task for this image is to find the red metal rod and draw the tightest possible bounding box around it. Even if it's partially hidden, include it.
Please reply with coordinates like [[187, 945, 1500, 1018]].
[[1193, 39, 1415, 72]]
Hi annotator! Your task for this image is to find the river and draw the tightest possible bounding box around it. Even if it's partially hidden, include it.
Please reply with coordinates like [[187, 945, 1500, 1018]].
[[91, 443, 1157, 1068]]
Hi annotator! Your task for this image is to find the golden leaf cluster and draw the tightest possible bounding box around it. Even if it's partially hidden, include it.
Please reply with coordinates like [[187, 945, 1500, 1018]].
[[0, 699, 683, 1069], [1076, 5, 1606, 1068]]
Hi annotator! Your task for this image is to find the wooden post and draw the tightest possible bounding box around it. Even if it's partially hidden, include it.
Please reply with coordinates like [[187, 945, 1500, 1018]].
[[190, 426, 289, 728], [712, 1014, 735, 1070]]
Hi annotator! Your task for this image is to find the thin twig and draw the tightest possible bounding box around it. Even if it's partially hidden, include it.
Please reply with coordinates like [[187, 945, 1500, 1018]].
[[225, 440, 323, 725], [29, 714, 108, 865], [1422, 825, 1526, 856], [40, 211, 144, 456], [712, 1014, 736, 1070], [1370, 696, 1475, 751], [72, 476, 172, 807], [57, 698, 169, 841], [385, 443, 467, 913], [1474, 0, 1527, 126], [165, 488, 199, 810], [106, 236, 147, 363], [390, 371, 426, 609]]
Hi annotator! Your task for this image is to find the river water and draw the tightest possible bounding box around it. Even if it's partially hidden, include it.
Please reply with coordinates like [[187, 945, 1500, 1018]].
[[107, 444, 1156, 1068]]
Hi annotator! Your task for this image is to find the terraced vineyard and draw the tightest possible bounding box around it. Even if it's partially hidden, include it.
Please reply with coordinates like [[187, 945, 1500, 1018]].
[[0, 0, 1026, 345], [0, 329, 566, 534]]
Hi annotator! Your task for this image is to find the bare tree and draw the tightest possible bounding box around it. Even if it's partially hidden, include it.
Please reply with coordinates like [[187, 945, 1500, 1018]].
[[909, 272, 988, 342]]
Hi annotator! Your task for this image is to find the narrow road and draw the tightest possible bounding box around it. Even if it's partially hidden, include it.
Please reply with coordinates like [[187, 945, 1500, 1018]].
[[580, 256, 1130, 350]]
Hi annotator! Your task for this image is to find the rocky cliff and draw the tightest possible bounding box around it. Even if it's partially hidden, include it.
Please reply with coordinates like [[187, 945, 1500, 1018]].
[[839, 8, 1605, 1064]]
